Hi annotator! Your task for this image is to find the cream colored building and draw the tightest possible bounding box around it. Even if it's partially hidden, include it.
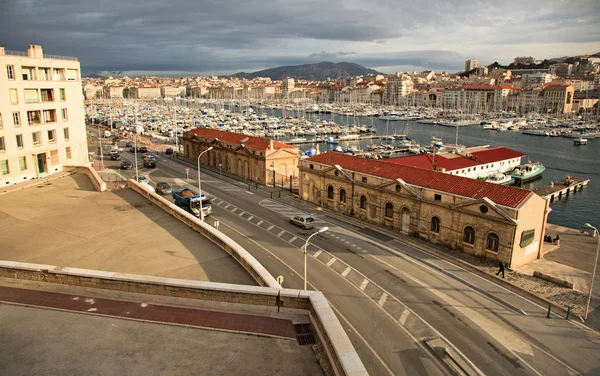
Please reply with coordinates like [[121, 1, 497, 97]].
[[0, 44, 89, 187], [300, 153, 549, 268]]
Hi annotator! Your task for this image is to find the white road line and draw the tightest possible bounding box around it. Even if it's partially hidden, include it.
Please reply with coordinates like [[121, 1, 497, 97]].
[[231, 208, 238, 213], [225, 204, 231, 209], [313, 250, 322, 258], [289, 236, 297, 243], [277, 230, 285, 237], [247, 216, 254, 221], [257, 220, 264, 226], [238, 211, 245, 216], [341, 267, 352, 277], [356, 247, 363, 251], [378, 293, 388, 307], [245, 191, 253, 195], [326, 258, 337, 267], [359, 279, 369, 291], [398, 309, 410, 326], [345, 241, 351, 244], [267, 225, 274, 231]]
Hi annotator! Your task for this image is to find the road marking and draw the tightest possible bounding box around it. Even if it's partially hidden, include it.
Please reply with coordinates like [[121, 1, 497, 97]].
[[398, 309, 410, 326], [313, 250, 322, 258], [341, 267, 351, 277], [238, 211, 245, 216], [231, 208, 238, 213], [289, 236, 297, 243], [378, 293, 388, 307], [247, 215, 254, 221], [267, 225, 274, 231], [245, 191, 254, 195], [257, 220, 263, 226], [326, 258, 337, 267], [277, 230, 285, 237], [225, 204, 231, 209], [359, 279, 369, 291]]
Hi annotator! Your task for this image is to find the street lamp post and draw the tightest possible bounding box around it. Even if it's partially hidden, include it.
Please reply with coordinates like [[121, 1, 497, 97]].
[[134, 134, 139, 181], [585, 223, 600, 320], [197, 146, 214, 221], [304, 226, 329, 290]]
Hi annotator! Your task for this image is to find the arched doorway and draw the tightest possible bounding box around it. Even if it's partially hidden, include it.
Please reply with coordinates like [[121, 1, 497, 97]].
[[255, 163, 261, 183], [401, 207, 410, 233], [243, 160, 249, 180], [237, 159, 242, 177]]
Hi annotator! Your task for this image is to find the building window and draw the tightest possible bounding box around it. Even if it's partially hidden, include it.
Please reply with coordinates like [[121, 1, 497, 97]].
[[48, 129, 57, 143], [13, 112, 20, 126], [486, 233, 499, 252], [385, 202, 394, 218], [0, 136, 5, 152], [59, 88, 66, 101], [431, 216, 440, 233], [32, 131, 41, 146], [66, 146, 72, 159], [339, 188, 346, 204], [360, 195, 367, 210], [22, 66, 36, 80], [16, 134, 23, 148], [434, 194, 442, 201], [27, 111, 41, 125], [66, 69, 78, 81], [9, 88, 18, 104], [395, 184, 401, 192], [50, 150, 59, 165], [63, 127, 70, 140], [362, 177, 367, 183], [24, 89, 39, 103], [61, 108, 68, 121], [40, 89, 54, 102], [463, 226, 475, 244], [480, 205, 488, 214], [0, 160, 8, 175], [43, 109, 57, 123], [309, 164, 314, 169], [6, 65, 14, 80], [327, 185, 334, 200], [18, 156, 27, 171]]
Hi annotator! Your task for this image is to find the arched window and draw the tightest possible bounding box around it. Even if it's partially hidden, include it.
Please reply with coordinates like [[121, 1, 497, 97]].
[[360, 195, 367, 210], [327, 185, 334, 200], [431, 216, 440, 233], [384, 202, 394, 218], [463, 226, 475, 244], [339, 188, 346, 204], [486, 233, 499, 252]]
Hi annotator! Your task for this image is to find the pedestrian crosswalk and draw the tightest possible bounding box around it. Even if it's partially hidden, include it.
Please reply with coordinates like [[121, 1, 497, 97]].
[[258, 199, 327, 224]]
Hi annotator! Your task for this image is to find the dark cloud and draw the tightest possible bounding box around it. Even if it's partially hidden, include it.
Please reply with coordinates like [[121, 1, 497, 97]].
[[1, 0, 598, 76]]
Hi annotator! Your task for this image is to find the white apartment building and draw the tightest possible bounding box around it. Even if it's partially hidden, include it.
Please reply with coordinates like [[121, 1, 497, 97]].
[[0, 44, 89, 187], [465, 59, 478, 73], [281, 78, 295, 97], [521, 72, 552, 87]]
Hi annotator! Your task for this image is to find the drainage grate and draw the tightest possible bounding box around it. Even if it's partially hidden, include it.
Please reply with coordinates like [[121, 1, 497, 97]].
[[294, 323, 316, 346]]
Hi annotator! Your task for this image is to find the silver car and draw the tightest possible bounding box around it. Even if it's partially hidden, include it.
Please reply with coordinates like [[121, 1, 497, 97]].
[[289, 215, 315, 229]]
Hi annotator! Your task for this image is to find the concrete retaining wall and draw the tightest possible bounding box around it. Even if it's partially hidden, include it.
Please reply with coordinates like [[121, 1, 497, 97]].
[[64, 165, 106, 192], [533, 270, 575, 289], [0, 261, 368, 376]]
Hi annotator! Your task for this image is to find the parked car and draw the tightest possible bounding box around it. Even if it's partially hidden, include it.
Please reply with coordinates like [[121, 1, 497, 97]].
[[129, 146, 137, 152], [125, 142, 133, 147], [289, 215, 315, 229], [120, 160, 133, 170], [136, 175, 148, 184], [165, 148, 174, 155], [155, 182, 172, 195], [140, 146, 148, 153], [110, 152, 121, 161], [143, 159, 156, 168]]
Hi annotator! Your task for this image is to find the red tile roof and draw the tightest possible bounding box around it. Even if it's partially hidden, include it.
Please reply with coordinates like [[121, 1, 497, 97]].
[[185, 128, 297, 151], [306, 153, 532, 208], [382, 147, 525, 171]]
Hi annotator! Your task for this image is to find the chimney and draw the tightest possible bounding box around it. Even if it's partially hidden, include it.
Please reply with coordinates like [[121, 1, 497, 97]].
[[27, 44, 43, 58], [269, 139, 274, 151], [0, 45, 5, 56]]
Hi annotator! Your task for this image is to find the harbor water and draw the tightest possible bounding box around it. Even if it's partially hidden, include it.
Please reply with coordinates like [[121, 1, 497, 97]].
[[250, 107, 599, 230]]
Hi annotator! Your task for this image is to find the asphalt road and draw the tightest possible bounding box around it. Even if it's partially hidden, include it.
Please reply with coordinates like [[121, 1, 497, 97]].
[[93, 137, 600, 376]]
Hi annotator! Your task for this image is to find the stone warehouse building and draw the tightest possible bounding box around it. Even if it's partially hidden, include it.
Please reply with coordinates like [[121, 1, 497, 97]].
[[183, 128, 300, 185], [300, 153, 550, 268]]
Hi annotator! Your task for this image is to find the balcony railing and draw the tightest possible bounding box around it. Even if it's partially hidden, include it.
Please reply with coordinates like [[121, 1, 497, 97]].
[[4, 50, 78, 61]]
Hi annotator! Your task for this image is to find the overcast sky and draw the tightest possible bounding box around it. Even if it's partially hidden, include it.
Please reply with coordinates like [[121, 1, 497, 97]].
[[1, 0, 599, 77]]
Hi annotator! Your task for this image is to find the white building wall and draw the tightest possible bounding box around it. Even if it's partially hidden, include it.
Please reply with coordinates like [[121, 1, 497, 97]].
[[0, 45, 89, 187]]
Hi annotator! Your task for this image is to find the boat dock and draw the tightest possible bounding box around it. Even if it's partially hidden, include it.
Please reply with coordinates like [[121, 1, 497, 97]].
[[533, 176, 590, 202], [286, 135, 381, 145]]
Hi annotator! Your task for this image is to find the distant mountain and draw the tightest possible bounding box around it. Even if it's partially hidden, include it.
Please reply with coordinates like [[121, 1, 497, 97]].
[[230, 62, 382, 81], [84, 73, 104, 78]]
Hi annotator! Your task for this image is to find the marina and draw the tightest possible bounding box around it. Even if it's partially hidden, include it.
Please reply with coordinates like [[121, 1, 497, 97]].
[[533, 176, 590, 202], [86, 98, 598, 229]]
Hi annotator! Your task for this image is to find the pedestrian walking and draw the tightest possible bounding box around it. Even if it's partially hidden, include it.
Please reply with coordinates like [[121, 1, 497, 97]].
[[496, 261, 505, 279]]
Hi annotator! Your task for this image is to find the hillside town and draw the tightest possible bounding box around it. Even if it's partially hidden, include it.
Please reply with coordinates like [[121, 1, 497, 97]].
[[82, 55, 600, 116]]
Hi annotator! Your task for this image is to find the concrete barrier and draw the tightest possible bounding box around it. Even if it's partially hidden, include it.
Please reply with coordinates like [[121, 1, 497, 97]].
[[0, 261, 368, 376], [127, 179, 279, 288], [63, 165, 106, 192], [533, 271, 575, 289]]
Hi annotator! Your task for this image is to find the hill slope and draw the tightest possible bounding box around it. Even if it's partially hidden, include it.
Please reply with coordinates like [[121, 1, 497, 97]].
[[231, 62, 381, 80]]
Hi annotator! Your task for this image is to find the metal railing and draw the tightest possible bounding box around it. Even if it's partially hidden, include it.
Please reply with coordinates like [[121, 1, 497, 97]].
[[4, 50, 78, 61]]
